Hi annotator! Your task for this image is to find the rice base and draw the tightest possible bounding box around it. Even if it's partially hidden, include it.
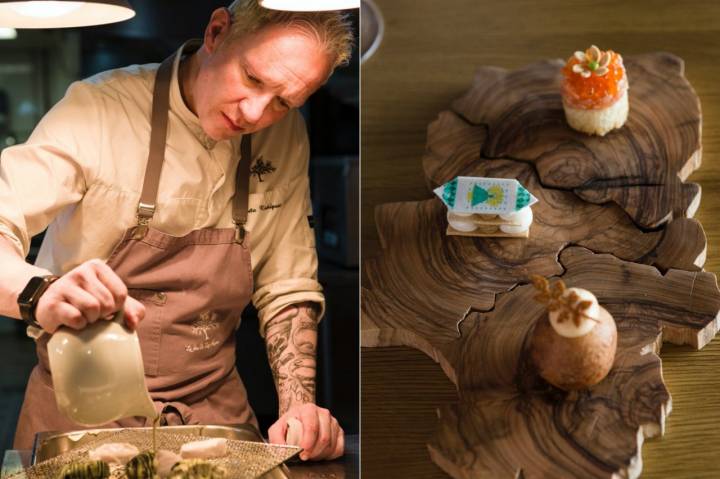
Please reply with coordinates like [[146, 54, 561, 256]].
[[563, 89, 628, 136]]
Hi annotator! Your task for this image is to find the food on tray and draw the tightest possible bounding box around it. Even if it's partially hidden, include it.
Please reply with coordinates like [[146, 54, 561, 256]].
[[125, 437, 227, 479], [285, 417, 303, 446], [155, 449, 183, 477], [434, 176, 539, 238], [168, 459, 227, 479], [87, 442, 140, 465], [124, 449, 190, 478], [125, 451, 155, 479], [57, 460, 110, 479], [561, 44, 629, 136], [529, 275, 617, 390], [179, 437, 228, 460]]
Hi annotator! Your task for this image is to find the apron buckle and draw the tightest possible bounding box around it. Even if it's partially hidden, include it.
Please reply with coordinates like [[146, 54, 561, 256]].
[[134, 202, 155, 240], [234, 222, 246, 245], [133, 216, 150, 240]]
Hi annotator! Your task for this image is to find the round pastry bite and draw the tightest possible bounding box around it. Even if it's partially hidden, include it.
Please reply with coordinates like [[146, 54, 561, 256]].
[[528, 275, 617, 391], [499, 206, 533, 234], [447, 211, 478, 232], [561, 45, 628, 136], [499, 207, 532, 224], [499, 223, 528, 235]]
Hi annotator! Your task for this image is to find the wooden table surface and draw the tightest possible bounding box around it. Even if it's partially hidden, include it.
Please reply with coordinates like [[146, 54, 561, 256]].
[[360, 0, 720, 477]]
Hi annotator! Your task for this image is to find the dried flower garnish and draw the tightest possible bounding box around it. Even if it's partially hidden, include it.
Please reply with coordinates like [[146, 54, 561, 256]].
[[572, 45, 611, 78], [530, 275, 597, 327]]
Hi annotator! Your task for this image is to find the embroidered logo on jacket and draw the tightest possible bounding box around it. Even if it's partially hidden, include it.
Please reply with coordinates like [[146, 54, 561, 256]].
[[186, 311, 221, 352], [250, 156, 276, 182]]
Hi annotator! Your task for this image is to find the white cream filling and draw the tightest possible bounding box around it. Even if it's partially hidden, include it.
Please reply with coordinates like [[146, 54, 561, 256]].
[[500, 206, 533, 226], [447, 212, 478, 231], [499, 207, 533, 234], [499, 224, 528, 234], [548, 287, 600, 337]]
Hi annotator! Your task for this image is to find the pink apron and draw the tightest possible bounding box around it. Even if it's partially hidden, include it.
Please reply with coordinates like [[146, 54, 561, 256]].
[[14, 42, 258, 449]]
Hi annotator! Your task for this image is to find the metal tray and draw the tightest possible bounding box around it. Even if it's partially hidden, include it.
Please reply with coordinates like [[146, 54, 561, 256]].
[[32, 424, 292, 478]]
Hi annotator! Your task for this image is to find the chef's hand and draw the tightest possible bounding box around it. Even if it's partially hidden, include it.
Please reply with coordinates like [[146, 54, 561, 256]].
[[34, 259, 145, 333], [268, 403, 344, 461]]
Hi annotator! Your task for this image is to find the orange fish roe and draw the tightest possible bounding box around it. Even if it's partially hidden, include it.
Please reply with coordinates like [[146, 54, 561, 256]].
[[561, 51, 627, 110]]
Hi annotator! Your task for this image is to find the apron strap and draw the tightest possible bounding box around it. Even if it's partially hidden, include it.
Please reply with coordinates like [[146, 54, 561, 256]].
[[134, 39, 253, 244], [136, 52, 174, 233], [232, 135, 252, 245]]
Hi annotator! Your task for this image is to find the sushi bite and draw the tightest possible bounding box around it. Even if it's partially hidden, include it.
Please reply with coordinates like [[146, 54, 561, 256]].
[[285, 417, 303, 446], [125, 451, 155, 479], [168, 459, 227, 479], [155, 450, 183, 477], [57, 460, 110, 479], [179, 437, 228, 460], [124, 449, 185, 479], [561, 45, 629, 136], [87, 442, 140, 466]]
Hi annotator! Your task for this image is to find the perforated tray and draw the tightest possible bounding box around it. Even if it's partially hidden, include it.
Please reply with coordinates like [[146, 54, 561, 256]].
[[32, 424, 294, 479]]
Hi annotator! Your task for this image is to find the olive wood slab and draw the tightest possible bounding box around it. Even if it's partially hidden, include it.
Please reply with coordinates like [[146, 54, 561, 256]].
[[428, 247, 720, 479], [448, 53, 702, 229], [362, 54, 716, 478]]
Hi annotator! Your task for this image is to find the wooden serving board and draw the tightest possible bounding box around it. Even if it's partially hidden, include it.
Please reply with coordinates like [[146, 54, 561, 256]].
[[449, 53, 702, 230], [361, 53, 718, 478]]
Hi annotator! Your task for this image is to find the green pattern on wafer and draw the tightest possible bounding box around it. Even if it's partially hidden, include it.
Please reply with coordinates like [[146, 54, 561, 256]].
[[442, 177, 458, 208], [515, 185, 532, 210]]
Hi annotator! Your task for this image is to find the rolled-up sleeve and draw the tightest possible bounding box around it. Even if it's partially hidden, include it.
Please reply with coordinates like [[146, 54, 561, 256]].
[[252, 116, 325, 337], [0, 81, 99, 257]]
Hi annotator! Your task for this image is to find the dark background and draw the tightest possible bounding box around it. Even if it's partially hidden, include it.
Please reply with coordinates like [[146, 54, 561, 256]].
[[0, 0, 358, 452]]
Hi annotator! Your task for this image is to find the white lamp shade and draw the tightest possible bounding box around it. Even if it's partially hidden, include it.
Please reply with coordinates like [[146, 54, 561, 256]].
[[0, 0, 135, 28], [0, 26, 16, 38], [259, 0, 359, 11]]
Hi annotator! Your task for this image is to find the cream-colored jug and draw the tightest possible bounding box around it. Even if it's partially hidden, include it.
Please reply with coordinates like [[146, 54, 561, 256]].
[[47, 310, 157, 425]]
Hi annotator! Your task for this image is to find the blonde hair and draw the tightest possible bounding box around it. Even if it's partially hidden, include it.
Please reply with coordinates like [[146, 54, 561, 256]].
[[226, 0, 354, 69]]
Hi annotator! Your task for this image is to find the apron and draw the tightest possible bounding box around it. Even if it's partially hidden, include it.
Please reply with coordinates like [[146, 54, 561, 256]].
[[14, 42, 258, 450]]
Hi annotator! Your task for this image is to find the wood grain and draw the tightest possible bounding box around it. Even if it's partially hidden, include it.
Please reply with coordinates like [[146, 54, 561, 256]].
[[428, 248, 720, 478], [422, 109, 706, 272], [366, 238, 720, 477], [449, 54, 701, 229], [361, 1, 720, 478]]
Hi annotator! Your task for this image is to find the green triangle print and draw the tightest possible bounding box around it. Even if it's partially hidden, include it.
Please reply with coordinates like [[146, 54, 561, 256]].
[[471, 185, 489, 206], [442, 177, 458, 208], [515, 185, 532, 210]]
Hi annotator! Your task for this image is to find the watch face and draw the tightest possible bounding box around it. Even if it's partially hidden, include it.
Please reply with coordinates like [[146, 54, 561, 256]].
[[18, 276, 49, 306]]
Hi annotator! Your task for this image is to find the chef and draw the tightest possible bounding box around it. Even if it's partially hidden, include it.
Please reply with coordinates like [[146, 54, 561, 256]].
[[0, 0, 351, 461]]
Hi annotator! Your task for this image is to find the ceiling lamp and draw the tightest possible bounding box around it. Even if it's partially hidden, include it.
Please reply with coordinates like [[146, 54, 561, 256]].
[[259, 0, 359, 11], [0, 26, 16, 38], [0, 0, 135, 28]]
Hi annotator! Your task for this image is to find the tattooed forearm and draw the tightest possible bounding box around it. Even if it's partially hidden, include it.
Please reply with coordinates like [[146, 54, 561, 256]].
[[265, 302, 319, 415]]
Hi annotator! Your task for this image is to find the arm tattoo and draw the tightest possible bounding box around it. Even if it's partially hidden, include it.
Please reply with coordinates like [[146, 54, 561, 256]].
[[265, 302, 319, 415]]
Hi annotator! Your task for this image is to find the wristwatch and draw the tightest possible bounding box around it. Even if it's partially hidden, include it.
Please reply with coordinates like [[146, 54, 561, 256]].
[[18, 275, 59, 329]]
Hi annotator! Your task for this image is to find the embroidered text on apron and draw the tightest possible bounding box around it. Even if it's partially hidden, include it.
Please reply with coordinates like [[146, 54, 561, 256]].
[[14, 42, 258, 449]]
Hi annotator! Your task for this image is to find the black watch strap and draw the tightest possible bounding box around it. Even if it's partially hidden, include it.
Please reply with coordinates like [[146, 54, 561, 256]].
[[18, 275, 59, 329]]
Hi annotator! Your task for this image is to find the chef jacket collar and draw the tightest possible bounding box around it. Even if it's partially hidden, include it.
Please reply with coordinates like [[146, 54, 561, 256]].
[[169, 40, 219, 151]]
